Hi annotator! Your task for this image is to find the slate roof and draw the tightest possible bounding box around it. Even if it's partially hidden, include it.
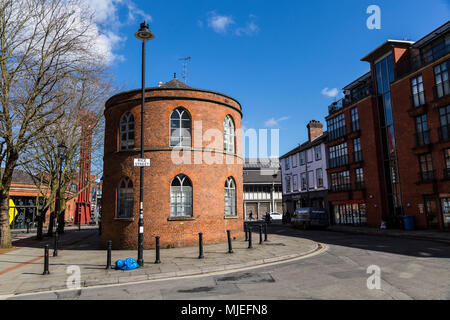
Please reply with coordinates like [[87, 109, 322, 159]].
[[280, 132, 328, 160], [244, 170, 281, 184], [243, 158, 281, 184], [160, 78, 192, 89], [244, 158, 280, 169], [1, 168, 36, 185]]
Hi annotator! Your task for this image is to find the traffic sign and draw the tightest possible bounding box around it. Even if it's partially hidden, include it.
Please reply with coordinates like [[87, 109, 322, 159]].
[[134, 158, 151, 167]]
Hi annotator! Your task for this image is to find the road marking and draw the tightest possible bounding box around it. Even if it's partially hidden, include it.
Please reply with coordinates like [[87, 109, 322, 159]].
[[0, 256, 43, 276], [0, 247, 19, 255]]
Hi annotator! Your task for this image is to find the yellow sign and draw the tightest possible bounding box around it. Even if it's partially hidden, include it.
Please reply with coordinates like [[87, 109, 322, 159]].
[[9, 199, 18, 224]]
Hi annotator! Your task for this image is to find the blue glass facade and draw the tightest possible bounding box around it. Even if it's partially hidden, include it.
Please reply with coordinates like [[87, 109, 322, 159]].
[[375, 54, 403, 225]]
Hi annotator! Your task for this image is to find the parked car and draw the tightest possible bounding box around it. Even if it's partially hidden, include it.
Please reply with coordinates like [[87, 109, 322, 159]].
[[291, 207, 329, 229], [269, 212, 282, 221]]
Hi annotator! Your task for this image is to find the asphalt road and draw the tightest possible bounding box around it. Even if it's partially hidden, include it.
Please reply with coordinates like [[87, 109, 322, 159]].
[[7, 226, 450, 300]]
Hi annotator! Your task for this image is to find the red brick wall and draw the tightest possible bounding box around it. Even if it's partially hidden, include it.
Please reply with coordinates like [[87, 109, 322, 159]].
[[326, 95, 386, 227], [391, 54, 450, 230], [101, 88, 244, 249]]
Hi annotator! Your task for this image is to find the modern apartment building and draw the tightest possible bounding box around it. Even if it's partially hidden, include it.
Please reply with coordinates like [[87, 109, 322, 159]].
[[280, 121, 329, 216], [325, 21, 450, 231]]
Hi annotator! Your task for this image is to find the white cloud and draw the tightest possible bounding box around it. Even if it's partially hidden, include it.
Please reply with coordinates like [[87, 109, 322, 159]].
[[83, 0, 152, 25], [236, 15, 259, 36], [265, 117, 289, 128], [204, 12, 259, 37], [321, 87, 340, 98], [124, 1, 152, 24], [207, 12, 235, 33], [236, 21, 259, 36], [78, 0, 152, 65]]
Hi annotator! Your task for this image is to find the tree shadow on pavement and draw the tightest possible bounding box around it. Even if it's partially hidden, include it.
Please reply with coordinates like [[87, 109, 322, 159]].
[[11, 228, 102, 251], [262, 224, 450, 259]]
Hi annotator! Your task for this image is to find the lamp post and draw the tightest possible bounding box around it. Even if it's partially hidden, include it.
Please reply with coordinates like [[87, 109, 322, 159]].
[[134, 22, 154, 267], [54, 141, 67, 257], [271, 173, 278, 213]]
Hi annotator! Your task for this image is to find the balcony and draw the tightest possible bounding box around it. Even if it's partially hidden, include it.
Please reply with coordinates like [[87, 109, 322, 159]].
[[396, 43, 450, 79], [327, 127, 347, 141], [415, 130, 431, 148], [328, 86, 372, 115], [433, 80, 450, 101], [329, 155, 349, 169], [420, 170, 435, 183], [438, 125, 450, 142], [330, 184, 351, 193]]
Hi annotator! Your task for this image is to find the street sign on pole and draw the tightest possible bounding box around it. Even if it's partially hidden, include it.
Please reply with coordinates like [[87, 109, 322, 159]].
[[134, 158, 151, 167]]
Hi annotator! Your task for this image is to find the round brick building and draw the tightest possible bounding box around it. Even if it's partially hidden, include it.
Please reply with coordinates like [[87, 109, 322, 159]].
[[101, 77, 244, 249]]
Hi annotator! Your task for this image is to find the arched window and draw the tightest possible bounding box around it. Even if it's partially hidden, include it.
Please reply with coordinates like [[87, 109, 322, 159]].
[[224, 115, 235, 153], [117, 177, 133, 218], [170, 108, 192, 147], [119, 112, 135, 151], [170, 174, 193, 217], [225, 177, 236, 216]]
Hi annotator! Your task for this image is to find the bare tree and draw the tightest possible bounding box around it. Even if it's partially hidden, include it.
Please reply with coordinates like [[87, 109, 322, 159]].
[[22, 70, 113, 238], [0, 0, 106, 248]]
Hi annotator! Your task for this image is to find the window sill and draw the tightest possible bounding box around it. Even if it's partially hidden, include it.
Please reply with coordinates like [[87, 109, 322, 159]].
[[116, 149, 139, 154], [114, 218, 134, 222], [168, 217, 196, 222], [224, 216, 238, 219]]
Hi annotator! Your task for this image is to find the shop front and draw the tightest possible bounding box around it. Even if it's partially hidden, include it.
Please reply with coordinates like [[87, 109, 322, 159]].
[[331, 200, 367, 226], [9, 196, 44, 229]]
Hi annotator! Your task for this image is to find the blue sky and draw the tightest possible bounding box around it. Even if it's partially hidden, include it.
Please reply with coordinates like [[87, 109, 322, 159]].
[[97, 0, 449, 157]]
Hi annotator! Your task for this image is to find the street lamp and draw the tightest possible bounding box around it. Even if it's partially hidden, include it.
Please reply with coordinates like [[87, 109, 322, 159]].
[[271, 173, 278, 214], [54, 140, 67, 257], [135, 21, 154, 267]]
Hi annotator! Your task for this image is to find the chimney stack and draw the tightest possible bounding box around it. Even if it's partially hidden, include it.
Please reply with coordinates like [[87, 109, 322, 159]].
[[307, 120, 323, 142]]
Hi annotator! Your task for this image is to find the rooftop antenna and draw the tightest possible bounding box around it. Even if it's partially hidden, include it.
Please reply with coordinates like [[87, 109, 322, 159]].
[[179, 56, 191, 84]]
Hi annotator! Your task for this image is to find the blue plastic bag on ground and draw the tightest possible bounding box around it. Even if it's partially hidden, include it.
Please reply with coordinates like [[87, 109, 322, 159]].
[[115, 258, 140, 271]]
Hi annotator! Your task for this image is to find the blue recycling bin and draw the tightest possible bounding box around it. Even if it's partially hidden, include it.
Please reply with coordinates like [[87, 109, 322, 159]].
[[403, 215, 415, 231]]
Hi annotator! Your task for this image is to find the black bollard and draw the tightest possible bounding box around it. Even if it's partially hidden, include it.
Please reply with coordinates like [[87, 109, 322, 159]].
[[198, 233, 204, 259], [43, 245, 50, 275], [106, 240, 112, 269], [259, 225, 263, 244], [248, 228, 253, 249], [26, 219, 30, 233], [227, 230, 233, 254], [155, 236, 161, 264], [264, 223, 268, 242], [53, 224, 58, 257]]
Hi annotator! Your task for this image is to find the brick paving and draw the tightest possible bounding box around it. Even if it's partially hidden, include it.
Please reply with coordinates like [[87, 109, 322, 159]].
[[0, 226, 320, 296]]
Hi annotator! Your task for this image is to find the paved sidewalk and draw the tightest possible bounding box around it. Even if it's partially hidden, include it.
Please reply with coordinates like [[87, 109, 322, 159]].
[[0, 227, 321, 297], [328, 225, 450, 244]]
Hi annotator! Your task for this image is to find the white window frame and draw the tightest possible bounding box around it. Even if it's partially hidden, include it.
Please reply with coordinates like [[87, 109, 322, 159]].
[[119, 112, 135, 151]]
